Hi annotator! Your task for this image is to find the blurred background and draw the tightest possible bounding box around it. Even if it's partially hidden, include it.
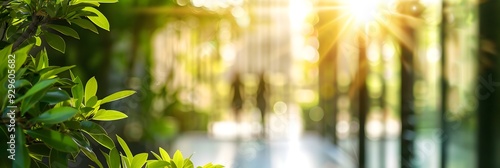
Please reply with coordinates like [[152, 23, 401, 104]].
[[52, 0, 500, 167]]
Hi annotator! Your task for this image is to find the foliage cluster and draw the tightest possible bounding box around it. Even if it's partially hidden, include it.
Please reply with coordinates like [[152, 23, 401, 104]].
[[0, 0, 223, 167]]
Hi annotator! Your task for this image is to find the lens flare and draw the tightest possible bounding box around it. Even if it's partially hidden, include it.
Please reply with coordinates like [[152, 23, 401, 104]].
[[346, 0, 381, 25]]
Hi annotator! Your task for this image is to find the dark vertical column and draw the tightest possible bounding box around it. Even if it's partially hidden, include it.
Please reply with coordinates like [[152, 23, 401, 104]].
[[316, 0, 339, 144], [439, 1, 448, 168], [396, 1, 422, 167], [357, 34, 368, 168], [400, 28, 415, 168], [478, 0, 500, 167]]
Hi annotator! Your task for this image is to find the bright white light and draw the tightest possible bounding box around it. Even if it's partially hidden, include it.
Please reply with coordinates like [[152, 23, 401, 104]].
[[426, 47, 441, 63], [385, 118, 401, 137], [346, 0, 381, 24], [191, 0, 205, 7], [366, 120, 384, 140], [382, 41, 395, 61], [211, 121, 237, 139], [301, 46, 319, 63], [336, 120, 350, 139], [289, 0, 313, 30]]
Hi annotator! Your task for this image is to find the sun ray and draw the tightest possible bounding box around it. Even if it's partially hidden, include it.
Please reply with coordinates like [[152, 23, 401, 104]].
[[382, 10, 425, 26], [317, 17, 354, 64], [317, 13, 351, 33], [375, 17, 414, 52], [315, 0, 424, 70], [314, 6, 350, 12]]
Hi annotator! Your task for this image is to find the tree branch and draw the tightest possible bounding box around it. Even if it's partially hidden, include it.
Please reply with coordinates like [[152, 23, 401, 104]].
[[11, 14, 44, 52]]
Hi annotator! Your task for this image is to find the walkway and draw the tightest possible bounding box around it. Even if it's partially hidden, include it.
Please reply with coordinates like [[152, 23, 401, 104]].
[[171, 132, 355, 168]]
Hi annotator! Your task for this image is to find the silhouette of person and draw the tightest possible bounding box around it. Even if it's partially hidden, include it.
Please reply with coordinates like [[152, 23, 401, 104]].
[[231, 73, 244, 124], [256, 73, 268, 138]]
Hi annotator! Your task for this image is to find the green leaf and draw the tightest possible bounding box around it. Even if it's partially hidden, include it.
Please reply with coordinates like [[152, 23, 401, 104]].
[[40, 65, 76, 79], [108, 147, 120, 168], [0, 45, 12, 71], [131, 153, 148, 168], [70, 70, 75, 80], [88, 132, 114, 149], [151, 151, 162, 160], [15, 67, 28, 81], [33, 159, 49, 168], [170, 160, 177, 168], [81, 148, 103, 168], [31, 107, 77, 124], [36, 48, 49, 70], [121, 155, 131, 168], [70, 132, 91, 151], [85, 77, 97, 103], [80, 121, 115, 149], [72, 77, 84, 108], [82, 7, 110, 31], [183, 159, 194, 168], [57, 78, 76, 86], [64, 121, 81, 129], [21, 87, 50, 114], [14, 125, 31, 168], [26, 129, 79, 153], [45, 33, 66, 53], [159, 147, 171, 162], [6, 25, 18, 40], [28, 143, 51, 157], [14, 79, 31, 88], [173, 150, 184, 168], [92, 110, 128, 121], [13, 44, 32, 71], [148, 160, 170, 167], [89, 101, 102, 116], [0, 125, 11, 167], [101, 150, 110, 166], [69, 0, 100, 6], [80, 107, 95, 116], [86, 96, 98, 107], [0, 44, 12, 58], [46, 24, 80, 39], [32, 154, 44, 162], [49, 149, 68, 168], [15, 79, 57, 103], [38, 66, 59, 74], [116, 135, 133, 161], [201, 163, 213, 168], [0, 44, 12, 71], [80, 0, 118, 3], [70, 150, 79, 161], [101, 90, 136, 104], [40, 89, 71, 105], [71, 19, 98, 34], [35, 36, 42, 46]]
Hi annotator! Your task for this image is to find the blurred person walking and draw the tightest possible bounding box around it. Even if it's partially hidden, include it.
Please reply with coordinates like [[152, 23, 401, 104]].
[[256, 73, 268, 138], [231, 73, 244, 125]]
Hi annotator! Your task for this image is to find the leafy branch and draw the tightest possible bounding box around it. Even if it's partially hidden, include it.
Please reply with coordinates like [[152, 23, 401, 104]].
[[0, 0, 224, 167]]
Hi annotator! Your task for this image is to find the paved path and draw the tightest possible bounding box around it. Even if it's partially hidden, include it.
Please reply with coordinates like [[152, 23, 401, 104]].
[[171, 132, 354, 168]]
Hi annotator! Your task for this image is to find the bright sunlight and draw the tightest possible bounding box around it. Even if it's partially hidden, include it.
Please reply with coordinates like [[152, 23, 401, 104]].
[[345, 0, 383, 25]]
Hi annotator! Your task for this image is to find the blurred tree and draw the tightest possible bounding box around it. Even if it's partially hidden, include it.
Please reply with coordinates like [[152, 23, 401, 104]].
[[477, 0, 500, 167], [356, 30, 368, 168], [396, 0, 424, 167], [440, 1, 449, 167], [316, 0, 339, 145]]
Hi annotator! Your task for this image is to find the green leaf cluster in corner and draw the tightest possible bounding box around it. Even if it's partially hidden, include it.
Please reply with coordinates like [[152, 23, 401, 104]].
[[0, 0, 225, 167]]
